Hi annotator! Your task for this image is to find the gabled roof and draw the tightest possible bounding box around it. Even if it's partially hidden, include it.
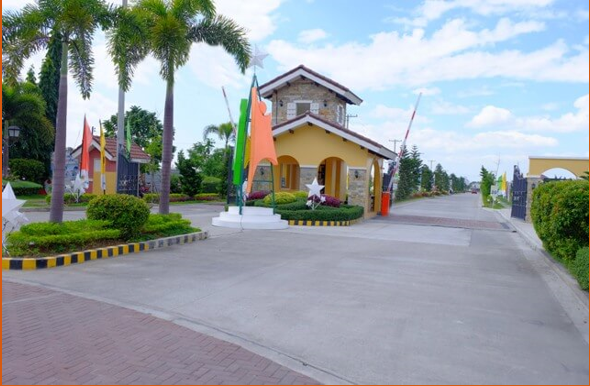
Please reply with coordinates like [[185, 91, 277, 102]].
[[259, 65, 363, 106], [273, 113, 396, 160], [71, 136, 151, 164]]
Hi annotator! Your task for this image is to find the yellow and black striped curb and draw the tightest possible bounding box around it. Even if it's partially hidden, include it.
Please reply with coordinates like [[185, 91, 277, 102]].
[[2, 231, 208, 270], [288, 218, 362, 227]]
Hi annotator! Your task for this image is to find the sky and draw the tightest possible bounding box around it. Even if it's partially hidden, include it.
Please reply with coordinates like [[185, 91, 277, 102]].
[[4, 0, 589, 182]]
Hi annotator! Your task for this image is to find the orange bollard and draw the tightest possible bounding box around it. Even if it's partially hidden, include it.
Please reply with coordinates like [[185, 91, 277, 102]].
[[381, 192, 391, 216]]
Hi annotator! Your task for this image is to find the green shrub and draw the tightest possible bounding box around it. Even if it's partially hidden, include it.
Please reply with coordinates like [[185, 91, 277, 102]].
[[2, 180, 43, 196], [202, 176, 222, 194], [194, 193, 221, 201], [143, 193, 160, 204], [87, 194, 150, 240], [9, 159, 46, 184], [6, 220, 120, 256], [292, 190, 309, 199], [276, 205, 364, 222], [572, 247, 589, 291], [45, 193, 97, 205], [531, 180, 589, 262], [142, 213, 197, 237], [143, 193, 193, 204], [263, 191, 296, 206], [170, 174, 183, 194]]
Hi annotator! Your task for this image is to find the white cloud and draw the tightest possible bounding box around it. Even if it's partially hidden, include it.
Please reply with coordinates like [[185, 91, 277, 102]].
[[369, 105, 431, 124], [267, 18, 583, 91], [187, 45, 250, 90], [430, 99, 470, 115], [467, 94, 589, 133], [389, 0, 555, 27], [215, 0, 282, 41], [298, 29, 328, 44], [413, 87, 440, 96]]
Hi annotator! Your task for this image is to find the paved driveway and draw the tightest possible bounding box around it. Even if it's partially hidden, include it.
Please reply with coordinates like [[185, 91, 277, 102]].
[[5, 194, 589, 384]]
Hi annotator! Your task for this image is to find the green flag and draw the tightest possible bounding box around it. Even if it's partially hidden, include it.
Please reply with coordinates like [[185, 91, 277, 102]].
[[126, 119, 132, 157]]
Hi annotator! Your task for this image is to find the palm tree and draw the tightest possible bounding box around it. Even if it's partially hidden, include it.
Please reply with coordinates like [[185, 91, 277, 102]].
[[108, 0, 250, 214], [203, 122, 234, 149], [3, 0, 112, 223], [2, 81, 55, 175]]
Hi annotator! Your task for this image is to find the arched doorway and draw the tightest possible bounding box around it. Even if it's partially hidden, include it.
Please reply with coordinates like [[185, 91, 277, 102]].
[[539, 168, 579, 181], [369, 159, 382, 212], [277, 155, 300, 191], [318, 157, 348, 201]]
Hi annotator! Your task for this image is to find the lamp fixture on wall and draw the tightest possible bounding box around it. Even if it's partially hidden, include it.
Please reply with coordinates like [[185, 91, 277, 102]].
[[323, 99, 328, 107], [279, 99, 284, 107], [354, 170, 359, 179]]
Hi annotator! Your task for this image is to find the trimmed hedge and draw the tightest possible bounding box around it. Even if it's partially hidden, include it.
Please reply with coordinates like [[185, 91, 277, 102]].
[[247, 190, 270, 201], [572, 247, 589, 291], [6, 220, 120, 256], [276, 205, 364, 222], [2, 180, 44, 196], [142, 193, 193, 204], [45, 193, 97, 205], [531, 180, 589, 262], [87, 194, 150, 240], [292, 191, 309, 199], [202, 176, 221, 194], [263, 191, 296, 206], [9, 159, 46, 184], [194, 193, 221, 201], [142, 213, 197, 238]]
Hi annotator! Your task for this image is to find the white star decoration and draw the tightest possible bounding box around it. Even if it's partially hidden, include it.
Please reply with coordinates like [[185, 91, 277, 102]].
[[248, 44, 268, 71], [2, 183, 29, 248], [306, 178, 324, 199], [67, 174, 87, 201]]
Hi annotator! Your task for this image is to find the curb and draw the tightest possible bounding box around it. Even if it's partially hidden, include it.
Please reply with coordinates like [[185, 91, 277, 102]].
[[2, 231, 208, 270], [288, 218, 362, 227]]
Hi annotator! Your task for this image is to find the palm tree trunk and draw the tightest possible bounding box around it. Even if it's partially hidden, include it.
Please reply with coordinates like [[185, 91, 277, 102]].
[[49, 42, 69, 223], [159, 79, 174, 214], [3, 120, 9, 177]]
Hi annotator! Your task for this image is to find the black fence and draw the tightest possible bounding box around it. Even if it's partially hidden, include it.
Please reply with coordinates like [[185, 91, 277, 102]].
[[117, 153, 139, 196], [511, 165, 527, 220]]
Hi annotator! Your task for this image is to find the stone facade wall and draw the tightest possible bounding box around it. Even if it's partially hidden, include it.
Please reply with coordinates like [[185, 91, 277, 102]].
[[525, 176, 542, 223], [251, 165, 272, 192], [299, 167, 317, 192], [347, 169, 367, 209], [272, 79, 347, 126]]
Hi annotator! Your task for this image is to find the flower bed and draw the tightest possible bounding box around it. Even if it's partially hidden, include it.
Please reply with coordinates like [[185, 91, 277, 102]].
[[248, 197, 363, 222]]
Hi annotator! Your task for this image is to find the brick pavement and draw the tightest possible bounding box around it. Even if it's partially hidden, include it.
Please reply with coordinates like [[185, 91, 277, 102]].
[[380, 214, 509, 231], [2, 281, 319, 385]]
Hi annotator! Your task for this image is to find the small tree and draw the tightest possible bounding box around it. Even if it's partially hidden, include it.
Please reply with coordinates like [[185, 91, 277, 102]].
[[420, 165, 433, 192], [176, 151, 202, 197]]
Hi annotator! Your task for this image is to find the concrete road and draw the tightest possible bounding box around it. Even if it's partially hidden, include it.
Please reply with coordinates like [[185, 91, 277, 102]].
[[5, 194, 589, 384]]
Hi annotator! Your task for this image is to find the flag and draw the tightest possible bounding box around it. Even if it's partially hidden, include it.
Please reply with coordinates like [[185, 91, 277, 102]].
[[126, 119, 132, 157], [80, 116, 92, 191], [99, 121, 107, 193], [501, 171, 507, 192]]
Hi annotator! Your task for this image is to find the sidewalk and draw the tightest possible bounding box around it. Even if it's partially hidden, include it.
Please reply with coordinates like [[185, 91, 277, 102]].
[[2, 281, 318, 385], [496, 208, 543, 250]]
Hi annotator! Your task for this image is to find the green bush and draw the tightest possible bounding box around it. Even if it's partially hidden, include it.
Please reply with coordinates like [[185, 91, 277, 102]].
[[292, 190, 309, 199], [263, 191, 296, 206], [276, 205, 364, 222], [6, 220, 120, 256], [142, 213, 197, 238], [143, 193, 160, 204], [531, 180, 589, 262], [572, 247, 589, 291], [87, 194, 150, 240], [142, 193, 193, 204], [2, 180, 43, 196], [9, 159, 46, 184], [194, 193, 221, 201], [45, 193, 97, 205], [202, 176, 222, 194]]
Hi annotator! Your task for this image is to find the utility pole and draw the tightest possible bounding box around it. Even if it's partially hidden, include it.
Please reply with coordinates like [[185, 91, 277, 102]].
[[429, 160, 435, 170], [389, 139, 402, 153], [115, 0, 128, 194], [345, 114, 357, 129]]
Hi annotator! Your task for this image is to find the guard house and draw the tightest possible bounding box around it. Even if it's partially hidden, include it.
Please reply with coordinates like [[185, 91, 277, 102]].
[[255, 65, 396, 218]]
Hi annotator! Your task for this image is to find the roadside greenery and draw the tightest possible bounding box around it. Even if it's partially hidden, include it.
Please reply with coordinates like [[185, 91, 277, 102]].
[[531, 180, 589, 290], [2, 180, 44, 196]]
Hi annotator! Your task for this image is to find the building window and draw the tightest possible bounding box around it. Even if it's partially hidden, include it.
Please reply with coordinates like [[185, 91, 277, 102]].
[[336, 105, 344, 125], [296, 102, 311, 115]]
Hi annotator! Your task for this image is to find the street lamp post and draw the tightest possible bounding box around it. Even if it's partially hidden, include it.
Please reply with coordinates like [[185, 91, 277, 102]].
[[2, 125, 21, 177]]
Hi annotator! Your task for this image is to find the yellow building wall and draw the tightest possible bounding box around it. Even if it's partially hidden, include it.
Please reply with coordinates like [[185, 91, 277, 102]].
[[528, 157, 589, 177], [92, 171, 117, 195], [274, 124, 370, 167]]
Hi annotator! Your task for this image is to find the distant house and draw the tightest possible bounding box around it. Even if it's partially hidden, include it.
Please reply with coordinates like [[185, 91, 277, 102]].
[[71, 136, 150, 195], [254, 65, 396, 218]]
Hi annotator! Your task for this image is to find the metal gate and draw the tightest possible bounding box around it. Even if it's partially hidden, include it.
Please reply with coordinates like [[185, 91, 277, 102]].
[[117, 153, 139, 196], [511, 165, 527, 220]]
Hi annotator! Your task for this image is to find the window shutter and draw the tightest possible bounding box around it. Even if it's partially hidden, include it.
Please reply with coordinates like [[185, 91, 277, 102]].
[[287, 103, 296, 119], [310, 103, 320, 114], [336, 105, 342, 124]]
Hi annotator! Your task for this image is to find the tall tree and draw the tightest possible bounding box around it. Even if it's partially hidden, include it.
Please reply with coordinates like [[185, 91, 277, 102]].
[[38, 32, 63, 128], [434, 163, 446, 191], [2, 81, 54, 176], [409, 145, 422, 192], [3, 0, 112, 223], [26, 66, 37, 84], [108, 0, 250, 214], [203, 122, 234, 149], [420, 165, 433, 192], [395, 145, 414, 201]]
